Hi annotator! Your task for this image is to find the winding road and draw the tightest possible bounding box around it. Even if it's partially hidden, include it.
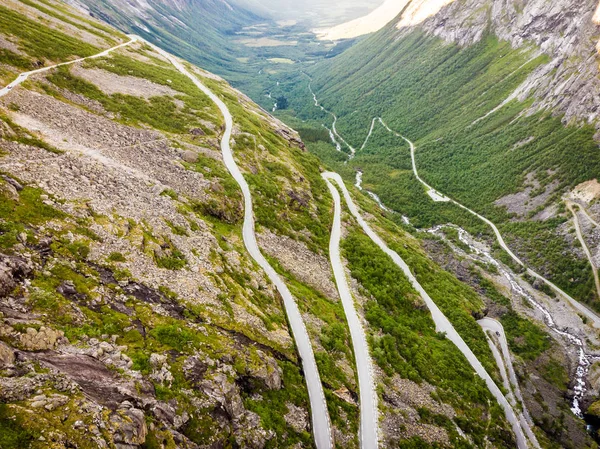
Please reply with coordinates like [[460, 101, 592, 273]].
[[478, 318, 540, 448], [323, 175, 379, 449], [323, 172, 531, 449], [146, 41, 334, 449], [577, 203, 600, 229], [1, 32, 557, 448], [344, 113, 600, 328], [399, 130, 600, 328], [306, 77, 356, 158]]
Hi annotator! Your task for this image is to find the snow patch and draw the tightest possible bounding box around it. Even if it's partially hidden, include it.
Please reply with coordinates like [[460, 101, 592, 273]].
[[396, 0, 456, 29]]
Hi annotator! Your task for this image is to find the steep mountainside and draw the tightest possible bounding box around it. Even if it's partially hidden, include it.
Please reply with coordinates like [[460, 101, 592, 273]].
[[413, 0, 600, 127], [0, 1, 561, 449], [65, 0, 262, 81]]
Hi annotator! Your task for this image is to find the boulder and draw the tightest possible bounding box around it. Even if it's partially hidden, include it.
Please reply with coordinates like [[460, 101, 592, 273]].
[[284, 403, 309, 433], [181, 150, 199, 163], [111, 403, 148, 448], [0, 341, 15, 367], [19, 326, 64, 351], [587, 400, 600, 418], [0, 254, 32, 297], [247, 351, 282, 390], [1, 175, 23, 192], [0, 181, 19, 201]]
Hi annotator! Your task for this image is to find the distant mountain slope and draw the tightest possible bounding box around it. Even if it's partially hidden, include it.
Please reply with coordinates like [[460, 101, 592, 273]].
[[235, 0, 385, 26], [318, 0, 600, 127], [66, 0, 262, 81]]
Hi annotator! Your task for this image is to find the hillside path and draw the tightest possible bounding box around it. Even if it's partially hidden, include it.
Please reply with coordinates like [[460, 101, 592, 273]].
[[0, 38, 137, 96], [566, 201, 600, 300]]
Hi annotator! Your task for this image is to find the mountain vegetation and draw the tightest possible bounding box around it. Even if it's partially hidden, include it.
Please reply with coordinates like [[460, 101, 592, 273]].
[[2, 0, 600, 448], [281, 27, 600, 311]]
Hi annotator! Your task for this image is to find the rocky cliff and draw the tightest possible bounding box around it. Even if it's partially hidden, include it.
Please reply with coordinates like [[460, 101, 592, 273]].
[[324, 0, 600, 128], [404, 0, 600, 127]]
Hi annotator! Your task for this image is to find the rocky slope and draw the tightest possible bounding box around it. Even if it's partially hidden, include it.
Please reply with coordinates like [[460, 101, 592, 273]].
[[0, 1, 363, 447]]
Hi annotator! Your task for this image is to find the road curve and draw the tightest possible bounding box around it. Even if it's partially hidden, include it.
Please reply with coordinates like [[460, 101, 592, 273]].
[[478, 318, 540, 448], [323, 172, 530, 449], [323, 174, 379, 449], [398, 130, 600, 329], [566, 201, 600, 300], [578, 203, 600, 230], [0, 38, 137, 97], [146, 40, 333, 449]]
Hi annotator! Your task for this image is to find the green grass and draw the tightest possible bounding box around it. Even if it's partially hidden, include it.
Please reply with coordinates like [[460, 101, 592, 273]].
[[107, 251, 126, 262], [0, 404, 38, 448], [541, 358, 569, 389], [0, 48, 33, 70], [0, 5, 99, 61], [0, 184, 65, 250]]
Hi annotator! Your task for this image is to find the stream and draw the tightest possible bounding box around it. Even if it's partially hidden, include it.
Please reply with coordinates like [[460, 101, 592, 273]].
[[428, 224, 598, 418]]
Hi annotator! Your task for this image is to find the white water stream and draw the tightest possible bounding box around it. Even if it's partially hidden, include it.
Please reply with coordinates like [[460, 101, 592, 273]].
[[430, 224, 599, 417]]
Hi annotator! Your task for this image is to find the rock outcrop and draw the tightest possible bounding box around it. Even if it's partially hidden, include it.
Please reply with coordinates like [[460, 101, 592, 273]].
[[404, 0, 600, 127]]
